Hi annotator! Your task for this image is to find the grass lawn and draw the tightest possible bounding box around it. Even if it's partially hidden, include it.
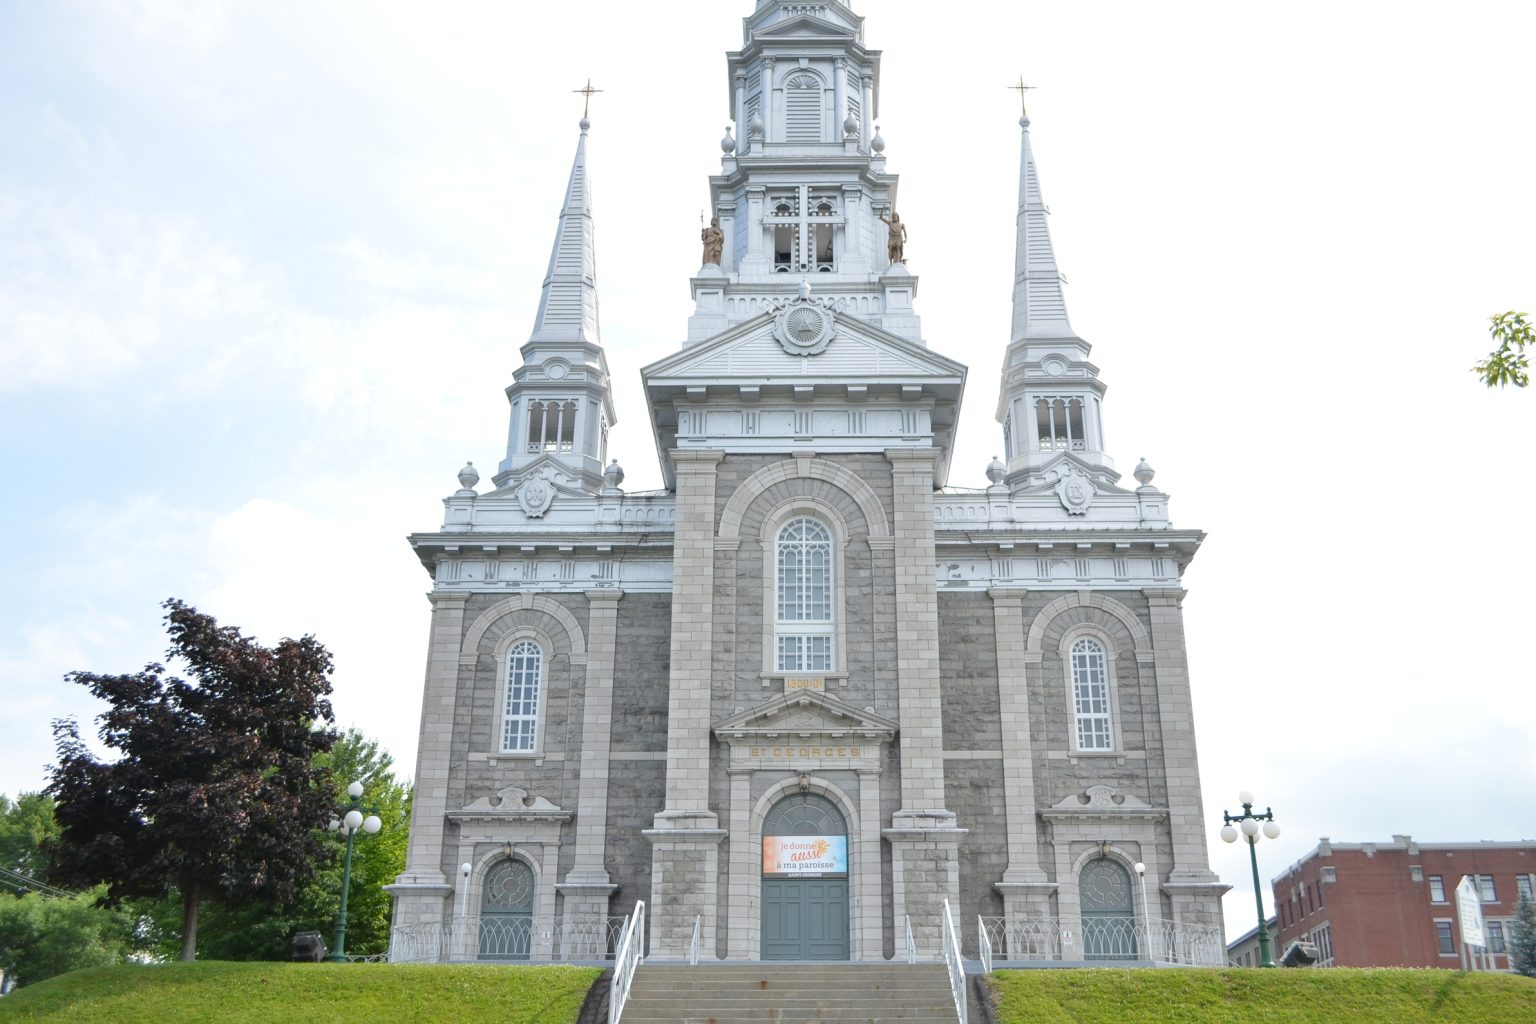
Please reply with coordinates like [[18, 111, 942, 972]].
[[0, 961, 602, 1024], [991, 967, 1536, 1024]]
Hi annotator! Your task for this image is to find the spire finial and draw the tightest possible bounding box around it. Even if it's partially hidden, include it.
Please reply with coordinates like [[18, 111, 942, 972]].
[[1009, 77, 1037, 121], [573, 77, 603, 125]]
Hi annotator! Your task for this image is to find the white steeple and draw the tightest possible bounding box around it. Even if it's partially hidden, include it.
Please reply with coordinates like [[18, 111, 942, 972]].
[[996, 112, 1118, 490], [493, 117, 616, 493], [1010, 114, 1073, 342]]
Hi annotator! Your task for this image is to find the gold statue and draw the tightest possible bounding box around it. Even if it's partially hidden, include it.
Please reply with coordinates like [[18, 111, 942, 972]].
[[701, 216, 724, 266], [878, 210, 907, 264]]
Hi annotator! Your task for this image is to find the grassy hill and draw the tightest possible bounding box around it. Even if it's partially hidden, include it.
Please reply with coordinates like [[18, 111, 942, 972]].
[[991, 967, 1536, 1024], [2, 962, 1532, 1024], [0, 962, 602, 1024]]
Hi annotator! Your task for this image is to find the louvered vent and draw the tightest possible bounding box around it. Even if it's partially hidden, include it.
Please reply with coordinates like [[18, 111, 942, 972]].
[[785, 74, 822, 142]]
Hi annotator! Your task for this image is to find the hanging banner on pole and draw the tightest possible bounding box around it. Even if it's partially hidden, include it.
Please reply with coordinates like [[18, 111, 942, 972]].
[[1456, 875, 1486, 949], [763, 835, 848, 877]]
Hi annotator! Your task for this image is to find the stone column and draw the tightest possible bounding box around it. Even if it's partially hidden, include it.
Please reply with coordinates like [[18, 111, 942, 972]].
[[645, 450, 727, 958], [726, 767, 754, 960], [742, 186, 767, 276], [734, 74, 747, 156], [861, 75, 873, 150], [1145, 588, 1226, 927], [834, 57, 847, 141], [856, 768, 883, 960], [761, 59, 775, 143], [387, 591, 469, 958], [841, 183, 865, 274], [882, 448, 964, 956], [558, 590, 623, 949], [990, 590, 1057, 920]]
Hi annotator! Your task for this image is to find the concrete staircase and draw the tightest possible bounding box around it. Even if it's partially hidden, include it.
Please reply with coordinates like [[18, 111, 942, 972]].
[[617, 962, 960, 1023]]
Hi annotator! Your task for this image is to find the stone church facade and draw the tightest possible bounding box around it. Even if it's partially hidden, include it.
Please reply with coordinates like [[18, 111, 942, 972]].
[[389, 1, 1227, 964]]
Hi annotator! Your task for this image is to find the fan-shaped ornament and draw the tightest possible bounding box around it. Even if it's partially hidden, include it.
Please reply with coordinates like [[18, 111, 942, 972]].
[[773, 299, 835, 356]]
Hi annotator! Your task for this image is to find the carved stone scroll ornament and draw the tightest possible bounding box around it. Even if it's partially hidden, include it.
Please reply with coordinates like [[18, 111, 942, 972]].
[[1051, 463, 1097, 516], [517, 475, 556, 518]]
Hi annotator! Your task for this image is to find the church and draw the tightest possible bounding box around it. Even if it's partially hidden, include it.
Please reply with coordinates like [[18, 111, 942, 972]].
[[388, 0, 1227, 965]]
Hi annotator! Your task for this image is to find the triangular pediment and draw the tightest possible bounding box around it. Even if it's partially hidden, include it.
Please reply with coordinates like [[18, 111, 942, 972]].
[[713, 691, 899, 742], [753, 14, 857, 40], [1015, 452, 1129, 495], [643, 310, 966, 389]]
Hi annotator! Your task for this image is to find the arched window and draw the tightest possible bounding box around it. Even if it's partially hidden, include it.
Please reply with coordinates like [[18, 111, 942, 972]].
[[776, 518, 833, 672], [1070, 637, 1112, 750], [501, 640, 543, 752], [526, 399, 578, 454]]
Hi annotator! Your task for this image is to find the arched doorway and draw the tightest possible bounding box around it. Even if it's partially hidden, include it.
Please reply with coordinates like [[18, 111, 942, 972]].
[[1080, 858, 1137, 960], [479, 858, 535, 960], [761, 792, 850, 960]]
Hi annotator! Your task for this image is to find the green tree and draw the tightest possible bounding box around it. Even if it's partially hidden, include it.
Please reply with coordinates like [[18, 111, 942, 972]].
[[0, 792, 61, 884], [1511, 895, 1536, 978], [0, 887, 135, 987], [136, 729, 410, 961], [1474, 311, 1533, 388], [47, 599, 339, 961]]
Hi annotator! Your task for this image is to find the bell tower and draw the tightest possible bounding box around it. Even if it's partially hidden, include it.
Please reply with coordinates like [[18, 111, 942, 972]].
[[995, 112, 1119, 494], [493, 115, 616, 496], [687, 0, 925, 346]]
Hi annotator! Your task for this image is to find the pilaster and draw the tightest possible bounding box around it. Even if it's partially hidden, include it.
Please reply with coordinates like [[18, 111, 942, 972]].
[[387, 591, 470, 957], [558, 589, 623, 937], [885, 447, 963, 958], [648, 450, 727, 958], [886, 448, 949, 815], [1144, 588, 1220, 890], [989, 589, 1056, 917]]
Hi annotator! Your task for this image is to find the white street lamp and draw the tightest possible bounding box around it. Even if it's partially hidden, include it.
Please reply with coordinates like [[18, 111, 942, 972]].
[[1220, 790, 1279, 967], [1133, 861, 1154, 962]]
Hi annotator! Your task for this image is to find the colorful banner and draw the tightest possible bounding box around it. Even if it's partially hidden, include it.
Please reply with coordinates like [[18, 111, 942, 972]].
[[763, 835, 848, 877]]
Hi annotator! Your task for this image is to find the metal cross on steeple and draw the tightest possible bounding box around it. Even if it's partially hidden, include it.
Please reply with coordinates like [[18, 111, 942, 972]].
[[573, 78, 604, 119], [1009, 77, 1037, 117]]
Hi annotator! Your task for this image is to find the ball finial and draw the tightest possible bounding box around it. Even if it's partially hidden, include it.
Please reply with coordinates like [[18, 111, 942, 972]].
[[457, 461, 480, 492]]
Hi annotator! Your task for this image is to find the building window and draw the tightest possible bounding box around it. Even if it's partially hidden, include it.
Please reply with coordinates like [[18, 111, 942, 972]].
[[1070, 636, 1113, 751], [1435, 920, 1456, 956], [1310, 923, 1334, 965], [1488, 920, 1506, 954], [1035, 397, 1087, 451], [501, 640, 543, 752], [527, 399, 578, 455], [1517, 874, 1534, 901], [775, 518, 834, 672], [1477, 874, 1497, 903], [1429, 875, 1445, 902]]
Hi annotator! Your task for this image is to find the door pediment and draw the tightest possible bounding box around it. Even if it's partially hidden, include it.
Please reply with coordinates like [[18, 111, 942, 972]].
[[714, 691, 898, 745]]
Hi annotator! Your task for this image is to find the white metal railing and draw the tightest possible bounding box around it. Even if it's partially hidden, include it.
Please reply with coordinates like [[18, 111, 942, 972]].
[[687, 914, 702, 966], [975, 916, 1062, 961], [387, 915, 628, 963], [977, 915, 993, 974], [905, 914, 917, 963], [609, 902, 645, 1024], [940, 900, 967, 1024], [975, 916, 1224, 967]]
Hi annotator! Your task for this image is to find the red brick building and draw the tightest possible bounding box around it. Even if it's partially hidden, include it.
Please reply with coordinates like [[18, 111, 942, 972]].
[[1272, 836, 1535, 969]]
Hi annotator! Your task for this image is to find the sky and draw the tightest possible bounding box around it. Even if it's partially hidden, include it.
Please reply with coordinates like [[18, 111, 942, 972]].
[[1, 0, 1533, 943]]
